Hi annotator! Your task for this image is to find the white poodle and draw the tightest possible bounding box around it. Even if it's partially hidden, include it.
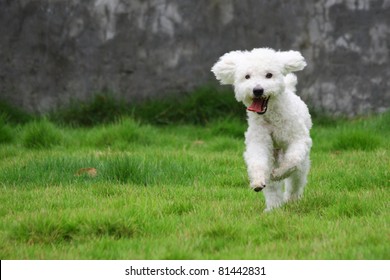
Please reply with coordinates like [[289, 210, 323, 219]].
[[211, 48, 312, 211]]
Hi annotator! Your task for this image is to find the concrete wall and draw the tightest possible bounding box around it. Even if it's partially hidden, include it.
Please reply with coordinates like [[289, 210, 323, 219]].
[[0, 0, 389, 116]]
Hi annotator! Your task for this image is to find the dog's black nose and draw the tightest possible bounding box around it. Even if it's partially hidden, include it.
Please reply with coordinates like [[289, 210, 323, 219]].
[[253, 87, 264, 97], [253, 186, 263, 192]]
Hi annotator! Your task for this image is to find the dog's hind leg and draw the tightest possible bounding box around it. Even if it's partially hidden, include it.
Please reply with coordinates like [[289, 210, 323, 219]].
[[271, 137, 312, 181], [263, 181, 284, 211], [284, 155, 310, 203]]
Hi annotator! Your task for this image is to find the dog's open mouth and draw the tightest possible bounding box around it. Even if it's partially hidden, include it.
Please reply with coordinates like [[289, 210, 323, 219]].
[[247, 96, 270, 115]]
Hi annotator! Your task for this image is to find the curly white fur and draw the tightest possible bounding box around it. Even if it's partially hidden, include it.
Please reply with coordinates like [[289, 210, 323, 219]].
[[211, 47, 312, 211]]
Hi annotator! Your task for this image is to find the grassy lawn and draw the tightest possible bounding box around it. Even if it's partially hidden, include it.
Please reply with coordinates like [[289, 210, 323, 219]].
[[0, 105, 389, 259]]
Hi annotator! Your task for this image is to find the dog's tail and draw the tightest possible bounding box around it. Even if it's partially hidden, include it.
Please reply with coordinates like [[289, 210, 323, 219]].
[[284, 73, 298, 92]]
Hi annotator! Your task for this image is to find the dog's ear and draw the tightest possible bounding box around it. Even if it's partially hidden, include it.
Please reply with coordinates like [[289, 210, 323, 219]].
[[278, 50, 307, 74], [211, 51, 243, 85]]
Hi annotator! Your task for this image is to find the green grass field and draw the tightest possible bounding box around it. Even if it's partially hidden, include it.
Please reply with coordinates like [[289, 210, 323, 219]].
[[0, 98, 389, 259]]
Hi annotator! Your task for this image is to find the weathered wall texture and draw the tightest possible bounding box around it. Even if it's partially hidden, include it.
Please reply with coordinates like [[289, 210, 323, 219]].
[[0, 0, 389, 116]]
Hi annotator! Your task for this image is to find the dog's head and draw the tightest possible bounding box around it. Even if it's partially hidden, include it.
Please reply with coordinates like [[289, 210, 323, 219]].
[[211, 48, 306, 114]]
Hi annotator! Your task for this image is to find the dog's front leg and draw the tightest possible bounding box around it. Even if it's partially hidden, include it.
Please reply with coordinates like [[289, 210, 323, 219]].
[[271, 137, 312, 181], [244, 129, 273, 192]]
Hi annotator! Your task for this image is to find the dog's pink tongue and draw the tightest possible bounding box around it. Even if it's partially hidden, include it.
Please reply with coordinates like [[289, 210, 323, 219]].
[[247, 99, 264, 113]]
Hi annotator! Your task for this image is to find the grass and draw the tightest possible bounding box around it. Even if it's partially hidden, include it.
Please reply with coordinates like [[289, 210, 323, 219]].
[[48, 87, 246, 126], [0, 94, 389, 259], [21, 119, 64, 149], [0, 115, 14, 144]]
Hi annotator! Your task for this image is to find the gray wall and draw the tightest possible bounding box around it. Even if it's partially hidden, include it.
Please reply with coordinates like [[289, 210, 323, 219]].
[[0, 0, 389, 116]]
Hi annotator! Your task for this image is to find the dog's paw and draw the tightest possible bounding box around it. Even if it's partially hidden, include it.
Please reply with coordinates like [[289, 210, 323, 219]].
[[271, 166, 297, 181], [250, 181, 266, 192], [264, 200, 285, 212], [284, 193, 303, 203], [264, 203, 283, 212]]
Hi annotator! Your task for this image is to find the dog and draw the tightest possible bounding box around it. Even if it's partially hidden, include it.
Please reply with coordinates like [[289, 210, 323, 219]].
[[211, 48, 312, 211]]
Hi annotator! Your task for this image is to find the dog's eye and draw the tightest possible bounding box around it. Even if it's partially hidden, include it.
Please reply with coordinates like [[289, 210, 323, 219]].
[[266, 73, 273, 79], [245, 74, 251, 79]]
